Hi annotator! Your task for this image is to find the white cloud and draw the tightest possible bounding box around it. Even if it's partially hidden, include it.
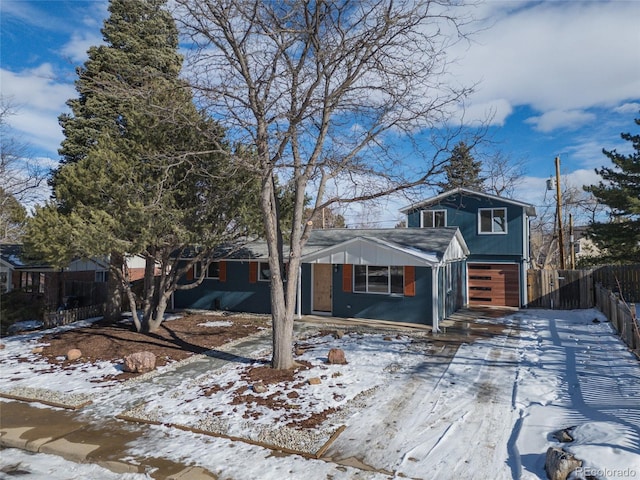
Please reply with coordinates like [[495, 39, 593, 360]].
[[453, 1, 640, 129], [525, 109, 596, 133], [1, 65, 74, 155], [614, 102, 640, 115], [60, 32, 104, 63]]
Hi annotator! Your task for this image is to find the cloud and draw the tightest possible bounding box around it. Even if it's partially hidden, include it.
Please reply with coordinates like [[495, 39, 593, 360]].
[[60, 32, 104, 63], [1, 65, 74, 155], [525, 109, 596, 133], [453, 1, 640, 130]]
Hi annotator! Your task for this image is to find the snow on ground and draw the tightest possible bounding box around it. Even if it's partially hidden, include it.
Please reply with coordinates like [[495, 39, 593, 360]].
[[1, 309, 639, 479]]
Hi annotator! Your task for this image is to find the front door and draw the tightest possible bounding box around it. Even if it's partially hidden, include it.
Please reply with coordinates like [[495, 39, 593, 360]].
[[313, 263, 332, 313]]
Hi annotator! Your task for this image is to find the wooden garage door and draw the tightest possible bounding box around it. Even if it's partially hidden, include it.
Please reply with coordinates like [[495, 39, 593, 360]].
[[468, 263, 520, 307]]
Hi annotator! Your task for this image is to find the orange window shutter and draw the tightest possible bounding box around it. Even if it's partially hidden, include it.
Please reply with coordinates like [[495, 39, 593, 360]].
[[186, 266, 194, 281], [404, 266, 416, 296], [342, 264, 353, 292], [219, 261, 227, 282], [249, 262, 258, 283]]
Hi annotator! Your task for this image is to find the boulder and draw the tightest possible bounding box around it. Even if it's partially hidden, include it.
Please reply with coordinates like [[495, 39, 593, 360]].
[[31, 346, 44, 354], [552, 427, 574, 443], [123, 351, 156, 373], [327, 348, 347, 365], [545, 447, 582, 480], [252, 382, 267, 393], [308, 377, 322, 385], [66, 349, 82, 361], [0, 343, 5, 350]]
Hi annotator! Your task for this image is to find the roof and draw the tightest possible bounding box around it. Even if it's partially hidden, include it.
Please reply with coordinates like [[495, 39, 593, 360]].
[[0, 244, 52, 270], [180, 228, 469, 266], [399, 187, 537, 217]]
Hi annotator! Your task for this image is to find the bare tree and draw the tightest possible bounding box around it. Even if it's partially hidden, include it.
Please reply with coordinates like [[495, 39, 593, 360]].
[[176, 0, 476, 369], [0, 99, 48, 242], [482, 151, 526, 198]]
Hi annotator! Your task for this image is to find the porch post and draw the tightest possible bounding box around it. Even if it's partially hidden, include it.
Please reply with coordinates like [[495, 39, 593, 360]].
[[296, 265, 302, 319]]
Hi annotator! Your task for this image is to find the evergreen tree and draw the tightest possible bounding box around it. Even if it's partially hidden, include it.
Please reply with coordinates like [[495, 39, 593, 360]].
[[27, 0, 261, 332], [0, 188, 27, 243], [584, 114, 640, 264], [438, 141, 485, 193]]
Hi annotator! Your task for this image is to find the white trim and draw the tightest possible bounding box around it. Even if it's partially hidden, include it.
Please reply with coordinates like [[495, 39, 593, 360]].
[[399, 187, 537, 216], [420, 209, 447, 228], [477, 207, 508, 235]]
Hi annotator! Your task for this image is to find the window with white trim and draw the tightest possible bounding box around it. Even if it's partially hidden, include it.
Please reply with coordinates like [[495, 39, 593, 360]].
[[478, 208, 507, 234], [195, 261, 220, 279], [353, 265, 404, 294], [421, 209, 446, 228], [258, 261, 271, 281], [95, 271, 108, 283]]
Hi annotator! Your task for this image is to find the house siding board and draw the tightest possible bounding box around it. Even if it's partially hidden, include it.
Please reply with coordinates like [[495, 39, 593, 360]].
[[331, 264, 434, 325], [173, 261, 271, 314], [407, 194, 525, 257]]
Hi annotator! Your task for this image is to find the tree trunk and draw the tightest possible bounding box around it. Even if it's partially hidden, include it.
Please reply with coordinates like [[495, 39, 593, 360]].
[[104, 252, 123, 323]]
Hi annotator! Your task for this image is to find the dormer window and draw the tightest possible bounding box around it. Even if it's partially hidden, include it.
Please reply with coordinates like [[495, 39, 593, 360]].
[[421, 209, 446, 228], [478, 208, 507, 234]]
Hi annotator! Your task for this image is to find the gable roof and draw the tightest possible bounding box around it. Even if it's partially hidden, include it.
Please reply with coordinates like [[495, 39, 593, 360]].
[[301, 227, 469, 266], [399, 187, 537, 217], [0, 244, 52, 270]]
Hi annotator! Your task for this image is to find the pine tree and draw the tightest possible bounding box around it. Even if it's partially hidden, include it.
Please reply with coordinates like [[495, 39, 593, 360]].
[[27, 0, 261, 332], [584, 114, 640, 264], [438, 141, 485, 193]]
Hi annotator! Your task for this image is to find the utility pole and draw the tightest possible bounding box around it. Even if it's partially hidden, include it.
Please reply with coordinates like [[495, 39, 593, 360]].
[[555, 156, 566, 269]]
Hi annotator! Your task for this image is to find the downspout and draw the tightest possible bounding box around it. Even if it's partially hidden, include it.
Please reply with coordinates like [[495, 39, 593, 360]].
[[296, 265, 302, 319]]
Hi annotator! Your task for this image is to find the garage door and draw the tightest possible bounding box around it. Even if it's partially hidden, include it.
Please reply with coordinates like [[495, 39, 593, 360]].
[[468, 263, 520, 307]]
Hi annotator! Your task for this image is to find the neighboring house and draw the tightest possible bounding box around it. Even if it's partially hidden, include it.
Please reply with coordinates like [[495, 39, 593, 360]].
[[173, 227, 469, 330], [572, 226, 601, 262], [400, 188, 537, 308], [0, 244, 147, 309]]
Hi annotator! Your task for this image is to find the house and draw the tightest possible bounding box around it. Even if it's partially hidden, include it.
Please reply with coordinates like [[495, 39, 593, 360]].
[[399, 188, 537, 308], [173, 227, 469, 330], [0, 244, 148, 309]]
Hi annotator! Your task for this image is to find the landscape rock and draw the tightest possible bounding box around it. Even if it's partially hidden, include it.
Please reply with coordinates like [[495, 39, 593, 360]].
[[383, 336, 393, 341], [545, 447, 582, 480], [0, 343, 5, 350], [66, 349, 82, 361], [123, 351, 156, 373], [31, 347, 44, 354], [252, 382, 267, 393], [308, 377, 322, 385], [295, 347, 305, 356], [333, 330, 344, 339], [552, 427, 575, 443], [327, 348, 347, 365]]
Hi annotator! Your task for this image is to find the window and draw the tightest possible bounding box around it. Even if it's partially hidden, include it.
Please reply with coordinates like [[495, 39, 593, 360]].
[[421, 210, 446, 228], [258, 261, 271, 281], [20, 272, 45, 293], [95, 271, 108, 283], [353, 265, 404, 294], [194, 261, 220, 279], [0, 271, 8, 293], [478, 208, 507, 234]]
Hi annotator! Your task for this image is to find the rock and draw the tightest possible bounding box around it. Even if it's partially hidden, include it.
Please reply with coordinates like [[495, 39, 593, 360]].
[[31, 346, 44, 354], [383, 336, 393, 341], [66, 349, 82, 361], [552, 427, 575, 443], [545, 447, 582, 480], [295, 347, 305, 356], [327, 348, 347, 365], [253, 382, 267, 393], [308, 377, 322, 385], [0, 343, 5, 350], [333, 330, 344, 339], [123, 351, 156, 373]]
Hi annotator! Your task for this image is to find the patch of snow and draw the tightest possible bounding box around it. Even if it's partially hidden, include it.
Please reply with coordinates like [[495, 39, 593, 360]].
[[197, 320, 234, 328]]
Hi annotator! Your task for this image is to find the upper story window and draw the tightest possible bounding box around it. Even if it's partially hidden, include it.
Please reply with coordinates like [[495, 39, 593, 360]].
[[478, 208, 507, 234], [195, 261, 220, 279], [353, 265, 404, 295], [421, 209, 446, 228]]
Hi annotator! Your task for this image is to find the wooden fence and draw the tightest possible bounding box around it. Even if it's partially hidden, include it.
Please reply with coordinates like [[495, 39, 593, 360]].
[[595, 283, 639, 357], [43, 303, 105, 329], [527, 264, 639, 309], [527, 269, 595, 309]]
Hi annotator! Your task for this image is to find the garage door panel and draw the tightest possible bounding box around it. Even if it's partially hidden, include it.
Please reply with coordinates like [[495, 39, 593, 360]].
[[468, 264, 520, 307]]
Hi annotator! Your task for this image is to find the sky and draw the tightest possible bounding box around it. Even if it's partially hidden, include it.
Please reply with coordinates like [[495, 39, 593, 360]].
[[1, 0, 639, 226]]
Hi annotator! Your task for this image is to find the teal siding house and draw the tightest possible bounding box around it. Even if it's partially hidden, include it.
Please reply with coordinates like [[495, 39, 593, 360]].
[[400, 188, 537, 307], [173, 227, 469, 330]]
